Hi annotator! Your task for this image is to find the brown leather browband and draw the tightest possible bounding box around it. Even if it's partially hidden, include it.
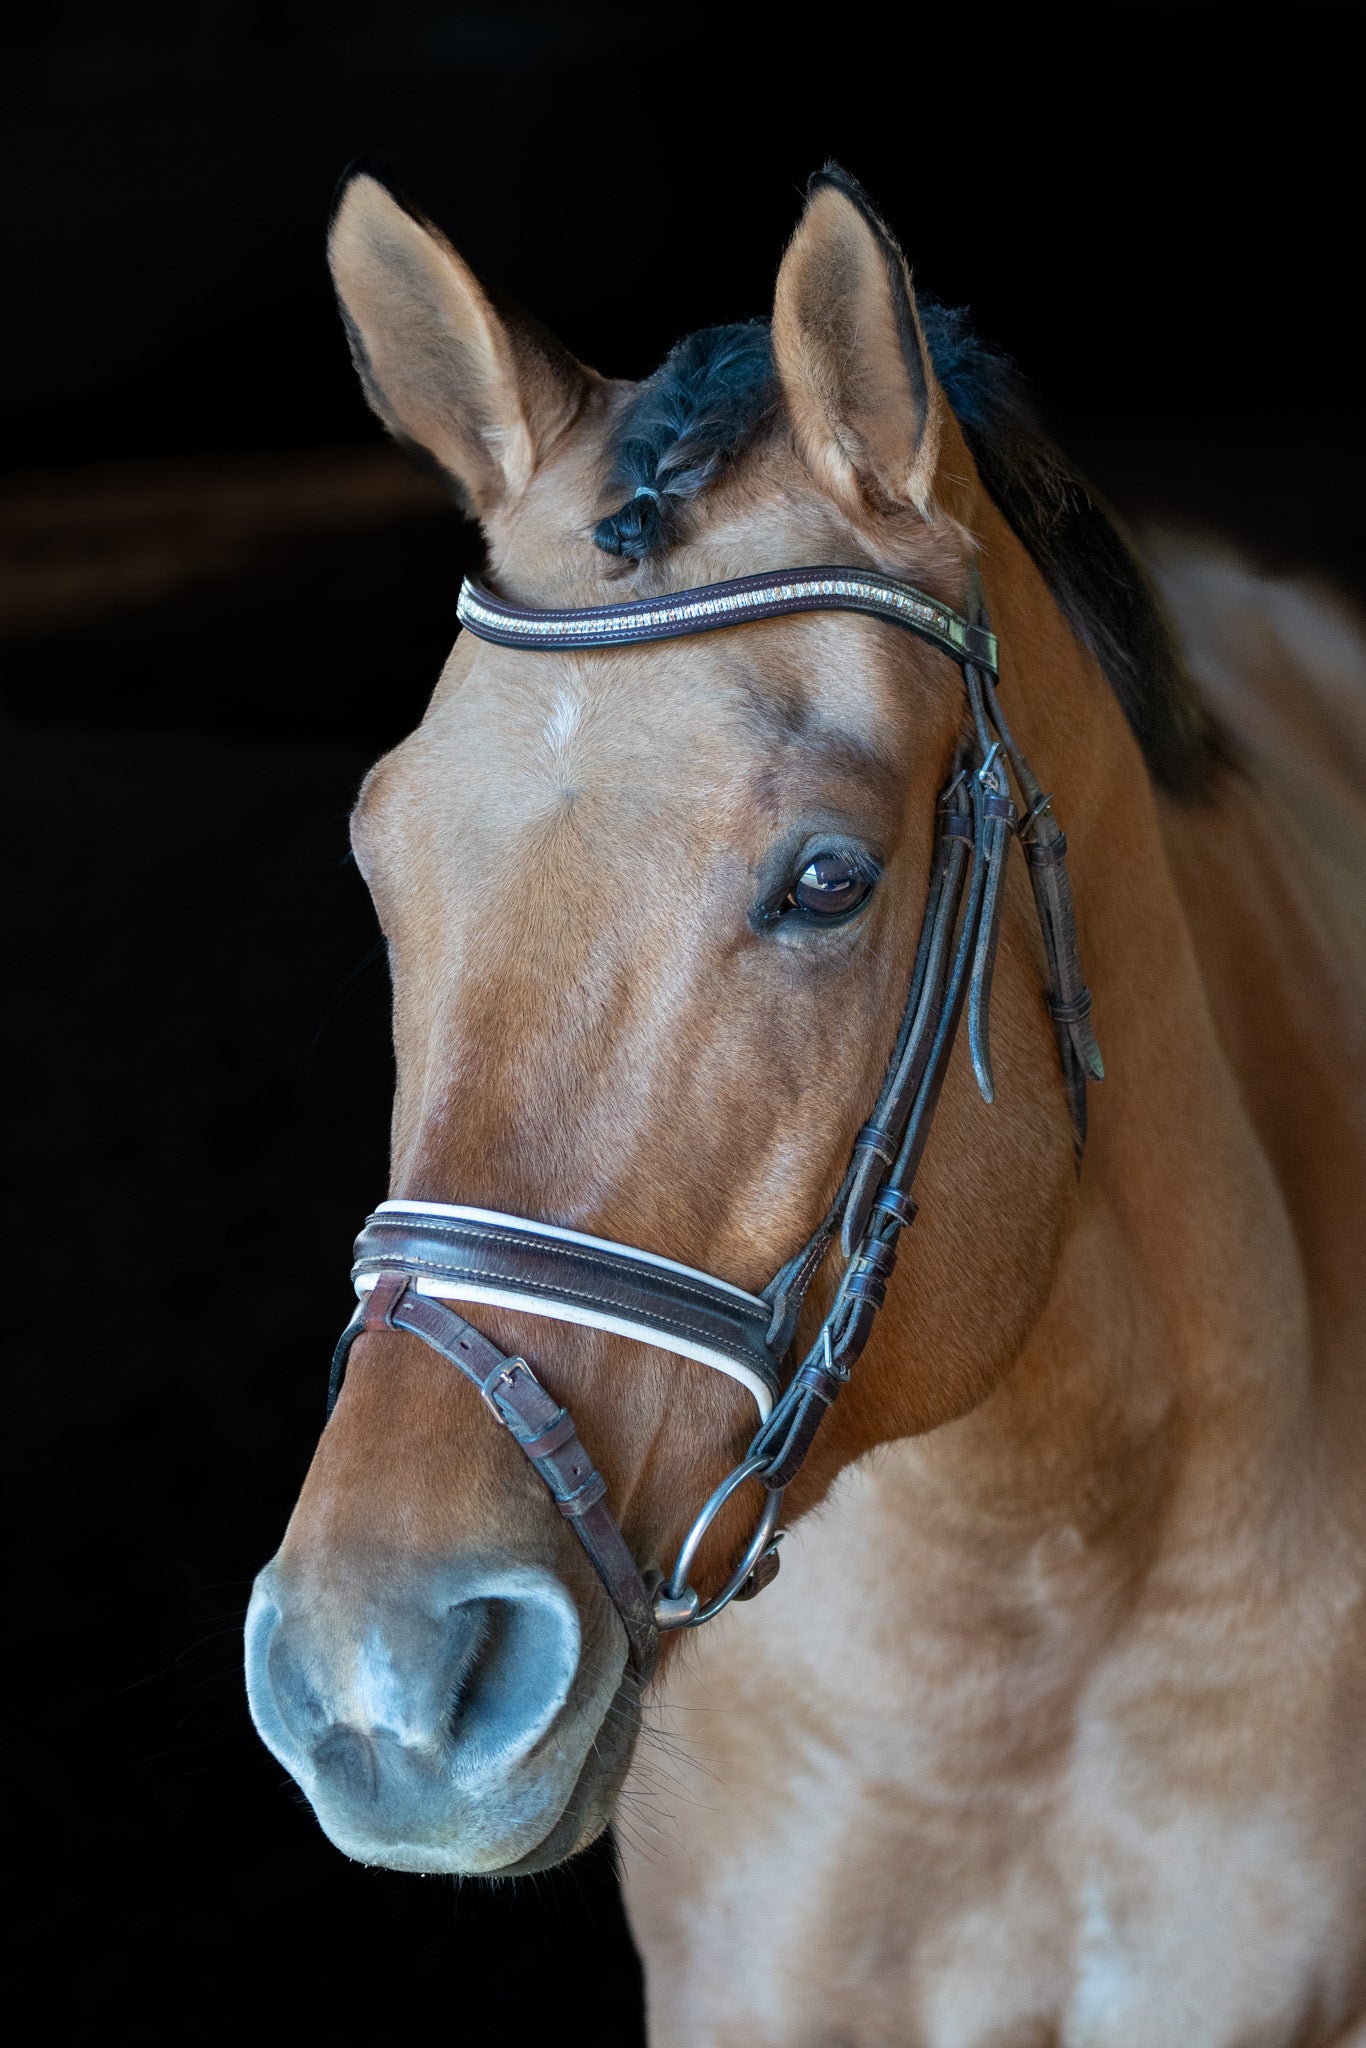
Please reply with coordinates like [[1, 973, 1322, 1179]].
[[456, 564, 999, 671], [325, 561, 1102, 1680]]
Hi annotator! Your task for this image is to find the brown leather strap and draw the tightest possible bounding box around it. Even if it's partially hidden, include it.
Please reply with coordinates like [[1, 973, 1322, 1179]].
[[966, 776, 1018, 1105], [333, 1277, 659, 1680], [349, 1205, 782, 1409], [458, 565, 999, 673], [753, 726, 1003, 1491], [838, 781, 973, 1257], [977, 665, 1103, 1154]]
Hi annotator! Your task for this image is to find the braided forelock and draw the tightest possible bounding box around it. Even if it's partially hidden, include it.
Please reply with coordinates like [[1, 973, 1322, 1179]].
[[593, 322, 777, 559]]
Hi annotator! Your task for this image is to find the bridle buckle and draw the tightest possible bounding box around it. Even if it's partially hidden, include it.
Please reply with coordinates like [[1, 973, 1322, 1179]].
[[480, 1359, 530, 1425]]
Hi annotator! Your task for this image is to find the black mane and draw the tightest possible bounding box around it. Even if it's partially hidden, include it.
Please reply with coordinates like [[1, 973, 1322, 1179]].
[[595, 311, 1216, 797]]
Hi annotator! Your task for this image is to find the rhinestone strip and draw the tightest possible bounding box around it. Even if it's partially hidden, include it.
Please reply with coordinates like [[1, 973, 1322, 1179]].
[[455, 567, 998, 675]]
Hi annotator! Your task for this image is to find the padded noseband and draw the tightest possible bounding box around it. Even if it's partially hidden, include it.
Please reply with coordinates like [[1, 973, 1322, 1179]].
[[343, 1201, 783, 1419]]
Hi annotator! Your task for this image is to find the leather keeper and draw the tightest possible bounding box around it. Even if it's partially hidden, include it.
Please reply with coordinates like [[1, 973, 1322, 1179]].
[[518, 1410, 579, 1461], [854, 1123, 897, 1165], [1049, 988, 1093, 1024], [546, 1469, 609, 1516], [963, 621, 997, 667], [845, 1272, 887, 1307], [362, 1271, 409, 1329], [872, 1186, 917, 1226], [795, 1359, 844, 1405]]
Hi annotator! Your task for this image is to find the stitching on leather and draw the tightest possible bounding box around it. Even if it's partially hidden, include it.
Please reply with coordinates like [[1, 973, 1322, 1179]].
[[771, 1228, 832, 1317], [358, 1252, 779, 1378], [462, 575, 976, 665], [792, 1231, 831, 1288], [360, 1220, 764, 1317]]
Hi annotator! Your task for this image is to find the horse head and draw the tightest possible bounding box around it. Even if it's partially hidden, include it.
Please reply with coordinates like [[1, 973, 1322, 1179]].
[[245, 164, 1155, 1875]]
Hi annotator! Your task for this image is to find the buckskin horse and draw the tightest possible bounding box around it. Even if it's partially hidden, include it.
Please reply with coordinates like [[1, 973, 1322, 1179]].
[[245, 164, 1366, 2042]]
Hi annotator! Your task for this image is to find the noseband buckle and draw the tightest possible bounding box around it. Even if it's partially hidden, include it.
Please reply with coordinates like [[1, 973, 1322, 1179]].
[[480, 1359, 532, 1425]]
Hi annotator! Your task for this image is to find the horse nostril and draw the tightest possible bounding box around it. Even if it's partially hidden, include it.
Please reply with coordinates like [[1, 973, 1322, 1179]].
[[245, 1557, 635, 1870], [436, 1596, 492, 1724], [313, 1725, 381, 1805], [245, 1564, 587, 1805], [439, 1589, 580, 1775]]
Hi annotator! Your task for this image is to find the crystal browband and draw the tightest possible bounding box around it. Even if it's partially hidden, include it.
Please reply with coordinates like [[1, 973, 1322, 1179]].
[[456, 565, 999, 675]]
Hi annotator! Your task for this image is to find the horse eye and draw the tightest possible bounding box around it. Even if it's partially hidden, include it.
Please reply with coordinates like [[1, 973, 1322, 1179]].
[[786, 852, 874, 920]]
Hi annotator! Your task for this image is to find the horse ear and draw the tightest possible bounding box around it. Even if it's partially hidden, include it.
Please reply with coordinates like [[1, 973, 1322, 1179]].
[[327, 166, 591, 518], [772, 166, 942, 521]]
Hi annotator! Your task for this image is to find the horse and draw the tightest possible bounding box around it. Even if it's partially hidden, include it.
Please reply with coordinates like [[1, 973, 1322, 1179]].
[[244, 163, 1366, 2042]]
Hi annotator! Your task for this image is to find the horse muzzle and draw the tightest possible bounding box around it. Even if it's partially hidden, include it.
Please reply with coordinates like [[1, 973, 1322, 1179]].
[[244, 1552, 628, 1873]]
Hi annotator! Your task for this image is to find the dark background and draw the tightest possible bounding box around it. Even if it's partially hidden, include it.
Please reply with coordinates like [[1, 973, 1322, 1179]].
[[8, 4, 1362, 2041]]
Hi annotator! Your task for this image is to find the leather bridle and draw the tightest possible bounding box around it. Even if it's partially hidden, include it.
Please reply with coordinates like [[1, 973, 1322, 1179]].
[[325, 561, 1102, 1682]]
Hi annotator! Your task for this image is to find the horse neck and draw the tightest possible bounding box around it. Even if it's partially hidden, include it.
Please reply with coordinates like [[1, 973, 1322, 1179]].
[[903, 490, 1311, 1542]]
